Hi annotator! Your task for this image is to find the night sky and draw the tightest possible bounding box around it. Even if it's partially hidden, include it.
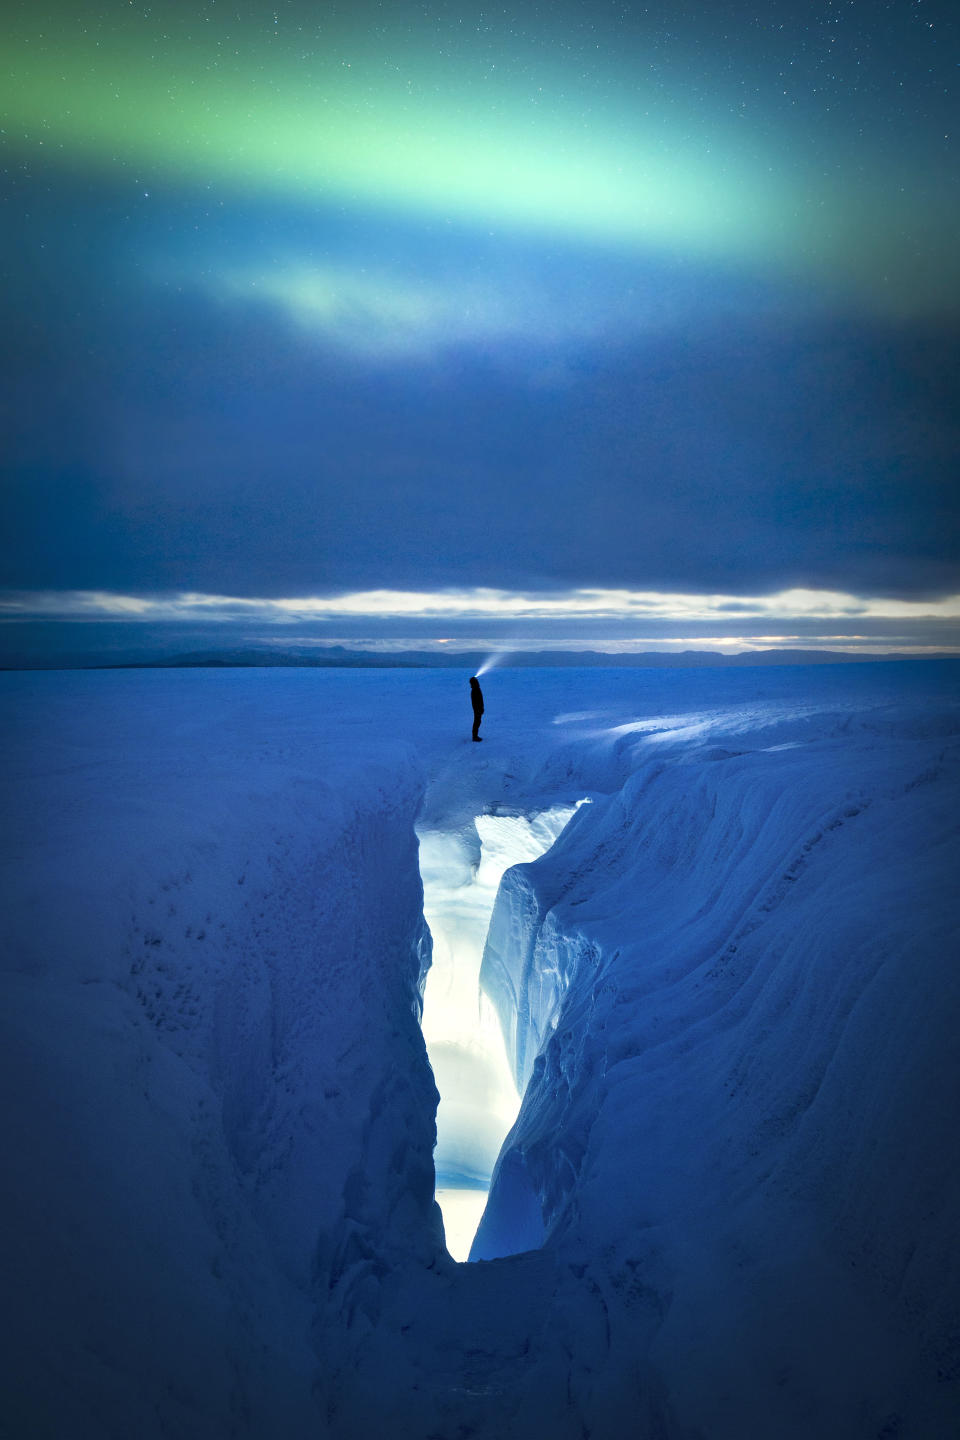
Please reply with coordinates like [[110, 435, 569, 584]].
[[2, 0, 958, 655]]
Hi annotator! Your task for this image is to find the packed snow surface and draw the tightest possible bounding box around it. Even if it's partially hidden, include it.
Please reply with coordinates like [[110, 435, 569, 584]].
[[1, 661, 958, 1438]]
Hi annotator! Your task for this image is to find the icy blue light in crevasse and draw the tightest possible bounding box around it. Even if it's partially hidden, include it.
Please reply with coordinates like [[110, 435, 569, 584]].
[[417, 806, 580, 1261]]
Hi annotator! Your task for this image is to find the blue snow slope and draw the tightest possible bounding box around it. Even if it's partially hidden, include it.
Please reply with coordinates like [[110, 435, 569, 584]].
[[1, 661, 958, 1438]]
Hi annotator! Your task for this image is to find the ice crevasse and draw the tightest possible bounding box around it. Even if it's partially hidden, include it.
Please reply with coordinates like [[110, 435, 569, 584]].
[[327, 673, 960, 1439], [1, 665, 958, 1440]]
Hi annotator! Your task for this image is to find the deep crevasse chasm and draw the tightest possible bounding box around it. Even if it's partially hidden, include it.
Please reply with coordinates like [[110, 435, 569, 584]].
[[336, 688, 960, 1438], [3, 667, 960, 1440], [416, 806, 581, 1260]]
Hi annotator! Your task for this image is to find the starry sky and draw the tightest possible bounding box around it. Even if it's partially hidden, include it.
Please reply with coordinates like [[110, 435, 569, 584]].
[[1, 0, 958, 657]]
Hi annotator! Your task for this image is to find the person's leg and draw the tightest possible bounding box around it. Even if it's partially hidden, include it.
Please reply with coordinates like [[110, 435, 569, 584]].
[[472, 713, 481, 740]]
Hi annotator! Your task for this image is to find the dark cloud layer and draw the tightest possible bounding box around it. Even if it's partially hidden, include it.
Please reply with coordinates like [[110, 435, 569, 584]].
[[2, 167, 958, 608]]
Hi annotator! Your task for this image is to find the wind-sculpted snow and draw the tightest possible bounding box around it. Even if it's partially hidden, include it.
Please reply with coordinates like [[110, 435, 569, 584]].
[[1, 663, 958, 1438], [470, 693, 960, 1435], [0, 670, 446, 1436]]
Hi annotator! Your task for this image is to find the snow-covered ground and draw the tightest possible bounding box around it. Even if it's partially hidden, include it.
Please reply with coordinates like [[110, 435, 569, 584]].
[[1, 662, 958, 1438]]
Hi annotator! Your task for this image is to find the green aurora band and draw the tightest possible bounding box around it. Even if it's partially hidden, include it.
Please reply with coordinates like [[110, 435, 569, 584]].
[[2, 2, 955, 310]]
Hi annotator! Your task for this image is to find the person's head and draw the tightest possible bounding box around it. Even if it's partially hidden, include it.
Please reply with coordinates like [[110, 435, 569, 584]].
[[470, 676, 479, 688]]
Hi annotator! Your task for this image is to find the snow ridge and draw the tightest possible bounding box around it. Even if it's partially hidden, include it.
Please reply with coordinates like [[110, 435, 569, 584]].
[[472, 702, 960, 1434]]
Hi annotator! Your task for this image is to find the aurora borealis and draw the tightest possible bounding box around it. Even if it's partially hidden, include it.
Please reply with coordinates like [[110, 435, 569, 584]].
[[1, 0, 958, 656], [3, 0, 955, 298]]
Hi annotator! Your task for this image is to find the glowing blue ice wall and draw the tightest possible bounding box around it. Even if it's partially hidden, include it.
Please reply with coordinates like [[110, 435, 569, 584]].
[[417, 808, 578, 1260]]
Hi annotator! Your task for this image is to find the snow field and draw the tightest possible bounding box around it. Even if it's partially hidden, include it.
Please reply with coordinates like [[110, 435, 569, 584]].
[[1, 661, 958, 1438], [1, 669, 444, 1436], [472, 704, 960, 1436]]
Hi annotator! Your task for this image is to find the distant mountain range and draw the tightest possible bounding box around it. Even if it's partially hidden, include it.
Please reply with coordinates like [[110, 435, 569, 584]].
[[4, 645, 956, 671]]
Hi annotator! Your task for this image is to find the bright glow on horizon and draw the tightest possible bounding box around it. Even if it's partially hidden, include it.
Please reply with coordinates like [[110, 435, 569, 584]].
[[3, 590, 960, 660], [4, 587, 960, 627]]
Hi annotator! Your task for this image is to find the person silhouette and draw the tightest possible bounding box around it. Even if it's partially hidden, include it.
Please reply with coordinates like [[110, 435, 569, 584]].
[[470, 676, 484, 741]]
